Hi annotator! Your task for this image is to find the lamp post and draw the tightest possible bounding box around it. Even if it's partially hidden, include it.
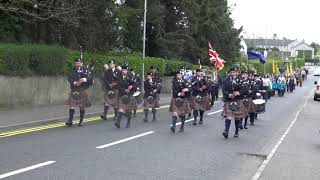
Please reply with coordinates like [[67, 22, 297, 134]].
[[142, 0, 147, 89]]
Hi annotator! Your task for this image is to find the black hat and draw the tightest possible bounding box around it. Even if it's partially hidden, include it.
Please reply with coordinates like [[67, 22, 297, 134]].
[[129, 68, 134, 71], [121, 65, 129, 70], [175, 70, 182, 75], [109, 60, 115, 64], [241, 70, 248, 74], [179, 65, 185, 69], [150, 65, 156, 69], [147, 72, 152, 76], [74, 58, 81, 62], [196, 69, 203, 72], [228, 67, 236, 73]]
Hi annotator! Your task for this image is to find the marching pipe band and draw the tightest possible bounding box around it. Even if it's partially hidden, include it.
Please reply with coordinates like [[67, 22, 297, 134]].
[[66, 57, 308, 140]]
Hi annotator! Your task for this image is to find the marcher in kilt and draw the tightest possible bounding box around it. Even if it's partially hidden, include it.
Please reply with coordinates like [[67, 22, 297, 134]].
[[66, 58, 93, 127], [191, 69, 211, 125], [254, 73, 263, 120], [169, 71, 192, 133], [239, 70, 257, 129], [101, 60, 121, 121], [130, 68, 142, 118], [114, 65, 137, 129], [222, 67, 247, 138], [143, 72, 161, 122]]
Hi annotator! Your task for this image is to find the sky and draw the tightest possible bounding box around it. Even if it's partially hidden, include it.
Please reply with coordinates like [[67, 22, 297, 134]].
[[228, 0, 320, 44]]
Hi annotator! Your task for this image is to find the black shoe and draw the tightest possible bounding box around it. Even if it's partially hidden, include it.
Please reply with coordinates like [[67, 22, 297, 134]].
[[199, 120, 203, 125], [193, 121, 197, 126], [114, 122, 120, 128], [143, 118, 148, 122], [100, 115, 107, 120], [234, 133, 239, 138], [251, 123, 254, 126], [239, 125, 243, 130], [244, 126, 248, 129], [179, 127, 184, 132], [152, 117, 156, 122], [78, 122, 84, 126], [66, 122, 72, 127], [222, 131, 228, 139], [170, 126, 175, 133]]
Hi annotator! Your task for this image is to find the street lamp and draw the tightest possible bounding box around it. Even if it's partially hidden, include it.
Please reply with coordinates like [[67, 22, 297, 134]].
[[142, 0, 147, 90]]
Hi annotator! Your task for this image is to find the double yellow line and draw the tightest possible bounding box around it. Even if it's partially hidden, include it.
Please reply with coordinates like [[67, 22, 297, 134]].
[[0, 105, 170, 139]]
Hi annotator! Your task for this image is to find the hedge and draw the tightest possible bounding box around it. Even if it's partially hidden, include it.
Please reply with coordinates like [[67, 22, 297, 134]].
[[0, 43, 197, 77]]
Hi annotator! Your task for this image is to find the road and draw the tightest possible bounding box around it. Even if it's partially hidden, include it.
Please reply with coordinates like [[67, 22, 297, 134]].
[[0, 71, 319, 180]]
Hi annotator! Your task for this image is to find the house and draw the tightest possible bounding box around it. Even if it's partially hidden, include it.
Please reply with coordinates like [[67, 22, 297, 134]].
[[243, 38, 314, 59]]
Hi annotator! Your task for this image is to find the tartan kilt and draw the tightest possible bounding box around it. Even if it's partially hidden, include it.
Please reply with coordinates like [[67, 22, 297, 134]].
[[223, 100, 247, 120], [186, 96, 194, 109], [118, 96, 136, 111], [242, 97, 256, 114], [169, 98, 191, 116], [66, 89, 91, 108], [143, 95, 160, 109], [103, 91, 118, 107], [192, 95, 211, 111]]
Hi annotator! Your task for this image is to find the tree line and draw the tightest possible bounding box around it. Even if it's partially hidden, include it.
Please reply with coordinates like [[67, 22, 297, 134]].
[[0, 0, 242, 65]]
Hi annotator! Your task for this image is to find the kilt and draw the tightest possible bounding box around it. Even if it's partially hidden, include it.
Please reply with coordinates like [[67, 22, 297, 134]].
[[103, 91, 118, 107], [242, 97, 256, 114], [118, 95, 136, 111], [169, 98, 191, 116], [223, 100, 247, 120], [192, 95, 211, 111], [143, 95, 160, 109], [185, 96, 194, 109], [66, 89, 91, 108]]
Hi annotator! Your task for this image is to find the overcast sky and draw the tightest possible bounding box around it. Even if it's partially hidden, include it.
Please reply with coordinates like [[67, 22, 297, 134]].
[[228, 0, 319, 44]]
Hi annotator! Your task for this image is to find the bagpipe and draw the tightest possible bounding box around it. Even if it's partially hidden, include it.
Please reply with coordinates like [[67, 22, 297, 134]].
[[175, 79, 189, 107]]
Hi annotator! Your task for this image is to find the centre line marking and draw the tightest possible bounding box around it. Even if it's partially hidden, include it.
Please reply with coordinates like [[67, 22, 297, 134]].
[[251, 91, 312, 180], [0, 161, 55, 179], [96, 131, 155, 149]]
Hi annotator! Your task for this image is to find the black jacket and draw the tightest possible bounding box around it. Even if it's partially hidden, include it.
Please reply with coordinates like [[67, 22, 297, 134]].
[[144, 80, 161, 98], [172, 78, 190, 98], [117, 74, 137, 97], [67, 67, 93, 90], [103, 68, 121, 91], [191, 76, 208, 97]]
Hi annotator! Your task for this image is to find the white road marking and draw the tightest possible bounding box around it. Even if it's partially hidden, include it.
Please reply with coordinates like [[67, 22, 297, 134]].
[[96, 131, 155, 149], [251, 91, 312, 180], [207, 109, 223, 115], [0, 161, 55, 179]]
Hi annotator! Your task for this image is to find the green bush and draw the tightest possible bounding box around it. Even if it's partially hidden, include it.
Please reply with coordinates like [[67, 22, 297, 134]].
[[0, 43, 67, 76]]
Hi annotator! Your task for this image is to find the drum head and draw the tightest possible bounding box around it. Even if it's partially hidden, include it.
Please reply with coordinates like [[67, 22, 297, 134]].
[[253, 99, 266, 105], [175, 98, 184, 108]]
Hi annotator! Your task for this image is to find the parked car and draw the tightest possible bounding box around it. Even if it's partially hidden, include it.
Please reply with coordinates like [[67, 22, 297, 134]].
[[314, 81, 320, 101]]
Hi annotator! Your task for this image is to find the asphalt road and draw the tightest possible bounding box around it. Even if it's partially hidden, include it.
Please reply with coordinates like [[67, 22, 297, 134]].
[[0, 72, 319, 180]]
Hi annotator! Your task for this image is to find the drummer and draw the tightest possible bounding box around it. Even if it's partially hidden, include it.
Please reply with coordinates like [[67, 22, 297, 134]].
[[222, 67, 247, 139], [239, 70, 257, 128]]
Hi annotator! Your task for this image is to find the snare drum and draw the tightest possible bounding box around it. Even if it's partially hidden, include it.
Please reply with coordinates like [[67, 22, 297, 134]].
[[253, 99, 266, 114]]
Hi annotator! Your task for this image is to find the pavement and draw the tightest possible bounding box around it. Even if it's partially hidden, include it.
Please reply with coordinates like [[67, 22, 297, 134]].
[[0, 71, 319, 180], [0, 94, 172, 131]]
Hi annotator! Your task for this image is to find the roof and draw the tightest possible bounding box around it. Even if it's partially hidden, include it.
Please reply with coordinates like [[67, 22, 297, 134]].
[[244, 38, 295, 47]]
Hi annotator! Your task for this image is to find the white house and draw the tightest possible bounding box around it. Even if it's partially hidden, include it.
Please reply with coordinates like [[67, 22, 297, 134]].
[[243, 38, 314, 59]]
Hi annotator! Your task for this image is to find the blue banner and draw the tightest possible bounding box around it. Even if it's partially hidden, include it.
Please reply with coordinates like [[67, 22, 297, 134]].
[[247, 50, 266, 64]]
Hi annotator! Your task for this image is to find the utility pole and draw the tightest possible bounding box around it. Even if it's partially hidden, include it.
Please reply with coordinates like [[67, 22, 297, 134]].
[[142, 0, 147, 90]]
